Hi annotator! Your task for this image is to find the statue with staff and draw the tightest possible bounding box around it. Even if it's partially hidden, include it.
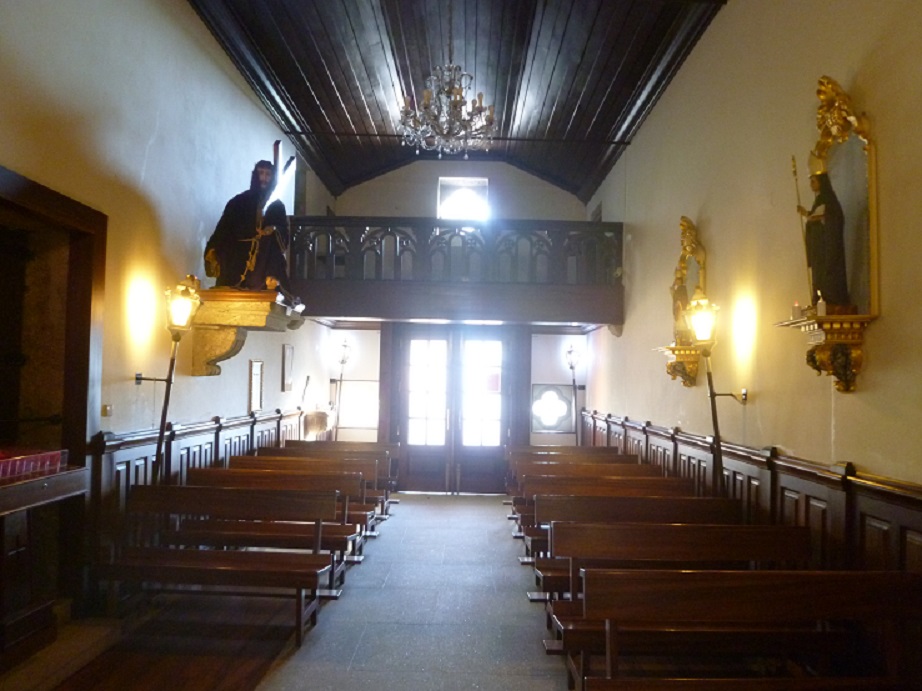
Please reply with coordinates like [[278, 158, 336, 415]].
[[204, 141, 297, 294], [792, 76, 866, 311]]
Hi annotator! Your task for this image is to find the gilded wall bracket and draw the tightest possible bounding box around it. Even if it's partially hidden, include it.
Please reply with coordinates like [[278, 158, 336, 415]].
[[661, 345, 704, 387], [777, 315, 872, 392], [190, 288, 304, 376]]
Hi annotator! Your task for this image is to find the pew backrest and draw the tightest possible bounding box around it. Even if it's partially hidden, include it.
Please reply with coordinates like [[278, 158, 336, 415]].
[[582, 568, 922, 681], [186, 467, 366, 503], [277, 440, 399, 482], [231, 455, 379, 489], [513, 461, 661, 485], [552, 522, 812, 567], [506, 445, 637, 461], [521, 476, 696, 499], [535, 495, 741, 526], [582, 568, 922, 623], [123, 484, 339, 549]]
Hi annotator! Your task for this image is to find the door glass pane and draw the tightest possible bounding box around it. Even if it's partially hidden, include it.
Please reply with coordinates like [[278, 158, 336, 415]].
[[461, 339, 502, 446], [407, 339, 447, 446]]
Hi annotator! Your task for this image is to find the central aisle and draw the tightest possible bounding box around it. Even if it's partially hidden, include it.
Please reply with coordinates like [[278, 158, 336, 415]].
[[258, 492, 568, 690]]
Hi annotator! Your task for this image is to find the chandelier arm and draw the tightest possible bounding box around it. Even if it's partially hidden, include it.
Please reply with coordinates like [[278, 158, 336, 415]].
[[396, 0, 496, 156]]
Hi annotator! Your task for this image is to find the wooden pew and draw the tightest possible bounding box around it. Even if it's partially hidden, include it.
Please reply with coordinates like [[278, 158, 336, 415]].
[[229, 455, 381, 535], [254, 447, 394, 516], [505, 445, 639, 462], [511, 463, 663, 521], [185, 467, 367, 595], [513, 460, 661, 484], [506, 448, 641, 491], [284, 440, 400, 494], [519, 476, 694, 503], [547, 522, 813, 688], [509, 465, 663, 557], [581, 569, 922, 689], [524, 493, 742, 582], [98, 485, 338, 647], [586, 681, 913, 690], [513, 476, 697, 536]]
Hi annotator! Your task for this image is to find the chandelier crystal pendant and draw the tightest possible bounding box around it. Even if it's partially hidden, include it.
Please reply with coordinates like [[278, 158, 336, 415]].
[[397, 3, 496, 159]]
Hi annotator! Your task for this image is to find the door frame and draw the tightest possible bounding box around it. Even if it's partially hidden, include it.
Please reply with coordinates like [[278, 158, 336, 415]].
[[384, 322, 531, 493], [0, 165, 107, 467]]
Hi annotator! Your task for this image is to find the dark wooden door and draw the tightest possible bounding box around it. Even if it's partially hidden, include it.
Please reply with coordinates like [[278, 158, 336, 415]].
[[396, 324, 510, 493]]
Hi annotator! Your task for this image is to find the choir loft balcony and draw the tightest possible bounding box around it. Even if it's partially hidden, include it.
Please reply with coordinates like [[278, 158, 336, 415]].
[[289, 217, 624, 329]]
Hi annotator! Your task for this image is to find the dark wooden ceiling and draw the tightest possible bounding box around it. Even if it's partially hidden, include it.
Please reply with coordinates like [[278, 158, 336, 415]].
[[188, 0, 723, 203]]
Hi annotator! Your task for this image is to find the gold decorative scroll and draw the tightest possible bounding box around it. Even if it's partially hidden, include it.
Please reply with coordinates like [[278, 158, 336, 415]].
[[812, 75, 872, 164]]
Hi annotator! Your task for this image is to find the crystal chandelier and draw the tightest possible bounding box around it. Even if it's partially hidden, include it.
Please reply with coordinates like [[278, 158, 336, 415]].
[[397, 2, 497, 159]]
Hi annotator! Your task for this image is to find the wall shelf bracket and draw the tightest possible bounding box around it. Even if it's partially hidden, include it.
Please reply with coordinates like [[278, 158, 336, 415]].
[[190, 288, 304, 376], [775, 315, 874, 392]]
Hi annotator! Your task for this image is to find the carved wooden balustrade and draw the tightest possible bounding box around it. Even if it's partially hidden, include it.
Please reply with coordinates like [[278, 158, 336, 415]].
[[288, 217, 624, 325]]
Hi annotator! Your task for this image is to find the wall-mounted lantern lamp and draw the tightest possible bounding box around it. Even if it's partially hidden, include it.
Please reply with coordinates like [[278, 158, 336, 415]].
[[333, 339, 351, 441], [565, 344, 581, 445], [135, 275, 201, 481], [682, 292, 748, 496]]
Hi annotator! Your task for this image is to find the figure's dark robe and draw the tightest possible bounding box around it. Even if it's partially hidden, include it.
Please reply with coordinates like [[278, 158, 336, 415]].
[[805, 178, 849, 306], [205, 190, 288, 290]]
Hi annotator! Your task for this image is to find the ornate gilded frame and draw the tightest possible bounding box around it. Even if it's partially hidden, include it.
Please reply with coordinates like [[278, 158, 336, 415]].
[[662, 216, 708, 387], [779, 76, 878, 392]]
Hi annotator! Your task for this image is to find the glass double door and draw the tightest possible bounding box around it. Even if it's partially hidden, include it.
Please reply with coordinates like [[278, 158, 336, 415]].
[[400, 325, 507, 493]]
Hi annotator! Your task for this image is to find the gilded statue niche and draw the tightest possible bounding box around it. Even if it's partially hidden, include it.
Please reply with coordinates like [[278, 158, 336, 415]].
[[780, 75, 877, 392], [663, 216, 707, 387]]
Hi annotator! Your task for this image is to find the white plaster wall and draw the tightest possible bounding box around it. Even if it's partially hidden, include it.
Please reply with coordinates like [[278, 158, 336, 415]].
[[330, 330, 381, 443], [336, 160, 586, 220], [530, 334, 588, 445], [587, 0, 922, 483], [0, 0, 334, 433]]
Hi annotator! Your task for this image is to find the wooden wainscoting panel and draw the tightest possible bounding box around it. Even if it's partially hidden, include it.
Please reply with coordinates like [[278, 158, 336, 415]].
[[675, 432, 712, 494], [907, 529, 922, 572], [722, 444, 773, 524], [280, 409, 303, 443], [850, 474, 922, 570], [728, 472, 765, 523], [623, 419, 648, 462], [646, 425, 676, 477], [859, 515, 893, 570], [171, 423, 218, 484], [774, 456, 848, 568], [253, 410, 281, 450], [607, 414, 626, 452], [217, 417, 254, 463], [806, 496, 831, 567], [591, 413, 606, 447]]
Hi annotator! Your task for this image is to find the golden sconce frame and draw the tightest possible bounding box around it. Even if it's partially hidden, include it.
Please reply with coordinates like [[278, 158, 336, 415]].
[[777, 76, 878, 392], [660, 217, 710, 387]]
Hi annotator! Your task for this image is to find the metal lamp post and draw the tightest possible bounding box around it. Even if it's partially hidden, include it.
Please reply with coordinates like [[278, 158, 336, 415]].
[[135, 276, 201, 482], [566, 344, 581, 445]]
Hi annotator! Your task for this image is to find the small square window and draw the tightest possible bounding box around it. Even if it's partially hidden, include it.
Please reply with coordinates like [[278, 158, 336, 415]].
[[438, 177, 489, 220]]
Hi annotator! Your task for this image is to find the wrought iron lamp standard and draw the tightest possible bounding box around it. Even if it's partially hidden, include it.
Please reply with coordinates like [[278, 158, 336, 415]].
[[397, 2, 496, 158], [566, 345, 581, 445], [684, 293, 747, 495], [333, 339, 351, 441], [135, 276, 201, 482]]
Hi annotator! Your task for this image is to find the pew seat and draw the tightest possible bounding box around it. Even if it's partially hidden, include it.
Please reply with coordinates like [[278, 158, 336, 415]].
[[99, 485, 339, 646], [580, 569, 922, 689]]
